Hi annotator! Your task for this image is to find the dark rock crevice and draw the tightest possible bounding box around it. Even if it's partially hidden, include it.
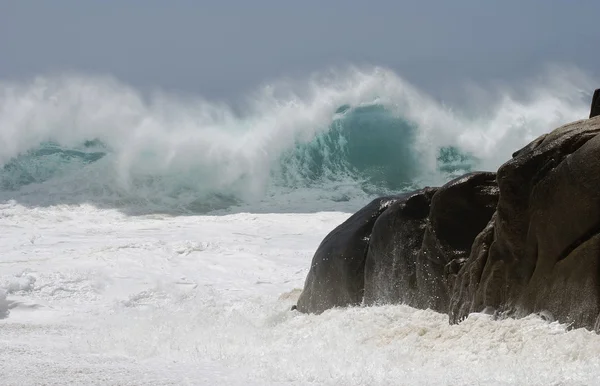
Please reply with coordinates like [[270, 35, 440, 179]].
[[556, 220, 600, 263]]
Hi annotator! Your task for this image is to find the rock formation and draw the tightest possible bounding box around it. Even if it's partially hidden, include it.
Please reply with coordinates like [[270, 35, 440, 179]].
[[297, 172, 499, 316], [296, 92, 600, 332], [364, 173, 498, 314], [451, 116, 600, 329], [296, 194, 415, 314], [363, 188, 436, 308]]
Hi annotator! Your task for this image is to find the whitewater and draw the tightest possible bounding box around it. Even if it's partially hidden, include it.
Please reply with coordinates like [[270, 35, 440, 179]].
[[2, 66, 600, 385]]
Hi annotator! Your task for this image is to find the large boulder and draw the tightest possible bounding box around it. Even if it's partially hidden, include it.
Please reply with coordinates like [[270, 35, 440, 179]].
[[450, 116, 600, 330], [296, 194, 418, 314], [363, 188, 437, 306], [364, 172, 498, 313], [297, 93, 600, 331]]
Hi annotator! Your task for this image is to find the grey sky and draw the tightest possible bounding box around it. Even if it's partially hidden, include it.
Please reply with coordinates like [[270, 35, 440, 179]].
[[2, 0, 599, 100]]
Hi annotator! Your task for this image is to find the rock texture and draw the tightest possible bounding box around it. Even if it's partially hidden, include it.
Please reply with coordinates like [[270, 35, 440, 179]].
[[297, 172, 499, 315], [450, 116, 600, 329], [296, 194, 414, 314], [363, 188, 437, 306], [364, 172, 498, 313], [296, 98, 600, 332]]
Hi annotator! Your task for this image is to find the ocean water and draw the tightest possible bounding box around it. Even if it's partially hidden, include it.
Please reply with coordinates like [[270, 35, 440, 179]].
[[1, 66, 599, 385]]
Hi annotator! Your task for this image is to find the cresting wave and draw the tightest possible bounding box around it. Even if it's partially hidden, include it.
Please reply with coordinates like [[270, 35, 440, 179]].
[[0, 67, 593, 213]]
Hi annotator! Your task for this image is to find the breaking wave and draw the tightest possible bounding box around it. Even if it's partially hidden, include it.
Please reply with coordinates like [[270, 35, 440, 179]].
[[0, 66, 593, 213]]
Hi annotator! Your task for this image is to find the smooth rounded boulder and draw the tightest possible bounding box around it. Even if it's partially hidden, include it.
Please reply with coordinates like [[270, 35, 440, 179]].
[[295, 194, 408, 314], [363, 188, 437, 306]]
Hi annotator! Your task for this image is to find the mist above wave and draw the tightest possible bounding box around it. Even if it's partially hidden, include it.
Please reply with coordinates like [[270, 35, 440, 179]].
[[0, 66, 593, 213]]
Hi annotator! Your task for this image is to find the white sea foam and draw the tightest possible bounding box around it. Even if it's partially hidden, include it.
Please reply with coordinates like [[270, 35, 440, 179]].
[[0, 289, 9, 319], [0, 66, 594, 213], [1, 67, 599, 385], [1, 203, 600, 385]]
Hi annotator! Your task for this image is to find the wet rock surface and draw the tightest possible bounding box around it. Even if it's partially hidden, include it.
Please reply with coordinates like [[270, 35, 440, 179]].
[[451, 116, 600, 330], [364, 173, 498, 314], [297, 107, 600, 332], [296, 194, 414, 314]]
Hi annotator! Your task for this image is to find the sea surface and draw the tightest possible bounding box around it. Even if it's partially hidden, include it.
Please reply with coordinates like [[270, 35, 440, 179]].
[[1, 67, 599, 385]]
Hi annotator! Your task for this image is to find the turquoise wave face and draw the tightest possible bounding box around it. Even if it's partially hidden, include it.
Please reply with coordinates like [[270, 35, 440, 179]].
[[0, 104, 476, 211], [1, 141, 107, 191], [277, 104, 475, 194]]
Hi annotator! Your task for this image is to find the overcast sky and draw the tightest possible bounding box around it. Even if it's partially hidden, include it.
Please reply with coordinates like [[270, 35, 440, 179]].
[[2, 1, 599, 100]]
